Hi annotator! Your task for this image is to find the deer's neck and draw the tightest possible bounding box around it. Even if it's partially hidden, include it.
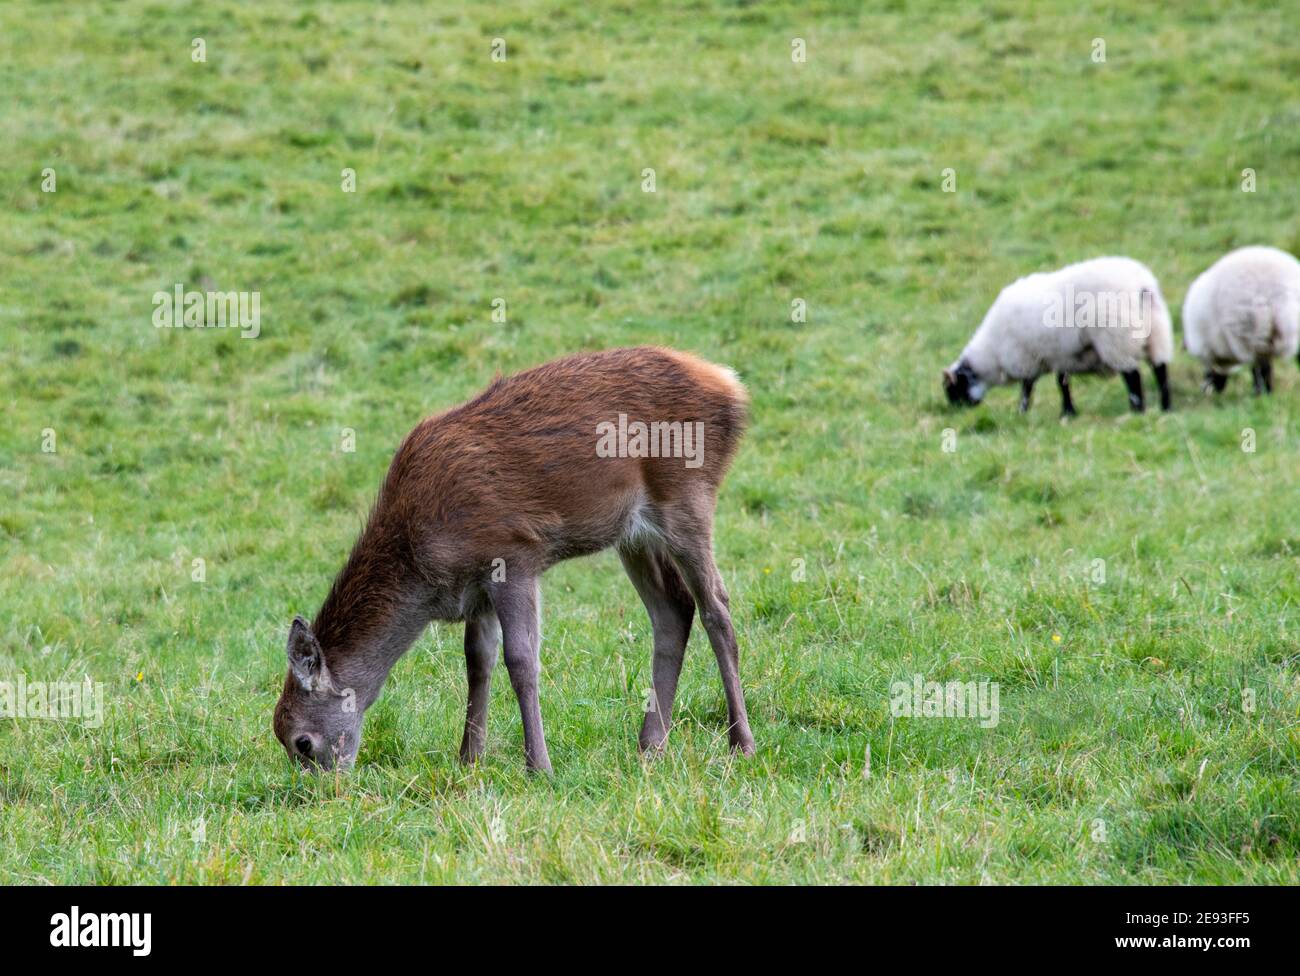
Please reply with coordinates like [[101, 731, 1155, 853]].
[[310, 524, 432, 709]]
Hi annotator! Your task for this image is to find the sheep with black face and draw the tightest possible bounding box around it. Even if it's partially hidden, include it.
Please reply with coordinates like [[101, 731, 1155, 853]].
[[944, 256, 1174, 416]]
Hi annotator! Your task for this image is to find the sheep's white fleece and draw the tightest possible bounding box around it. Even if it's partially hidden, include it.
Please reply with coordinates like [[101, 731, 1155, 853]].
[[1182, 246, 1300, 369], [957, 257, 1174, 384]]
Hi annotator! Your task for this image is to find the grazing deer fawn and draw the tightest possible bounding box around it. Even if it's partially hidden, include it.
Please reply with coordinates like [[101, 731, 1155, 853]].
[[273, 346, 755, 772]]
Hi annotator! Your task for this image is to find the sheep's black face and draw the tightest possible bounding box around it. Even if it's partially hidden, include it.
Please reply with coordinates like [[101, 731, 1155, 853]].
[[943, 360, 985, 406]]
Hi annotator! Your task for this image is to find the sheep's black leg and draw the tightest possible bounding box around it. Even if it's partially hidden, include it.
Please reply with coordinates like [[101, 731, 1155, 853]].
[[1056, 372, 1076, 417], [1152, 362, 1171, 411], [1252, 359, 1273, 395], [1205, 370, 1229, 393], [1019, 377, 1036, 414], [1121, 370, 1144, 413]]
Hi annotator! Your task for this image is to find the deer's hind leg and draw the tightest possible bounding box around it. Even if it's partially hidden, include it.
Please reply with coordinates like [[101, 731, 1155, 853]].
[[618, 540, 696, 753], [658, 496, 756, 756]]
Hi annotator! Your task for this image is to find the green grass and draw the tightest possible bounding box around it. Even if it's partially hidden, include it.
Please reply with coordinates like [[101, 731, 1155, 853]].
[[2, 0, 1299, 884]]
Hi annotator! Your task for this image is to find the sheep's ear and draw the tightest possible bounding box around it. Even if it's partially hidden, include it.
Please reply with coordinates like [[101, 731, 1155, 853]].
[[942, 368, 956, 388], [287, 616, 325, 692]]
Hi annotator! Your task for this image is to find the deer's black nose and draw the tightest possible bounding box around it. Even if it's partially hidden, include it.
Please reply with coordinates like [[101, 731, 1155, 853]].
[[294, 735, 314, 757]]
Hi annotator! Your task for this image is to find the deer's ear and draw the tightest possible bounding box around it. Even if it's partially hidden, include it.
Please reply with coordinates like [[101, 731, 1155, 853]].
[[287, 616, 325, 692]]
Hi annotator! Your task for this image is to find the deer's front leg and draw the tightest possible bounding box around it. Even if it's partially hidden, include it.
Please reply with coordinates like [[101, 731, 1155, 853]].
[[459, 612, 500, 764], [490, 575, 552, 773]]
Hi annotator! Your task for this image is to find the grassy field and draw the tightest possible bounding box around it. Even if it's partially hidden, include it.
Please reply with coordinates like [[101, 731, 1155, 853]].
[[2, 0, 1299, 884]]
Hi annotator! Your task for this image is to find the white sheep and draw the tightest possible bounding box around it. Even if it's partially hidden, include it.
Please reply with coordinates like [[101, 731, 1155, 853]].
[[943, 256, 1174, 415], [1182, 245, 1300, 395]]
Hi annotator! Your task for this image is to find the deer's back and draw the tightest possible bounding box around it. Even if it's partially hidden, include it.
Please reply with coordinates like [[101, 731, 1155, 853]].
[[378, 347, 747, 571]]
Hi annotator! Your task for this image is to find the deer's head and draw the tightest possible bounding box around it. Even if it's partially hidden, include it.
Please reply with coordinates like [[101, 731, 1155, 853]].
[[272, 617, 362, 771]]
